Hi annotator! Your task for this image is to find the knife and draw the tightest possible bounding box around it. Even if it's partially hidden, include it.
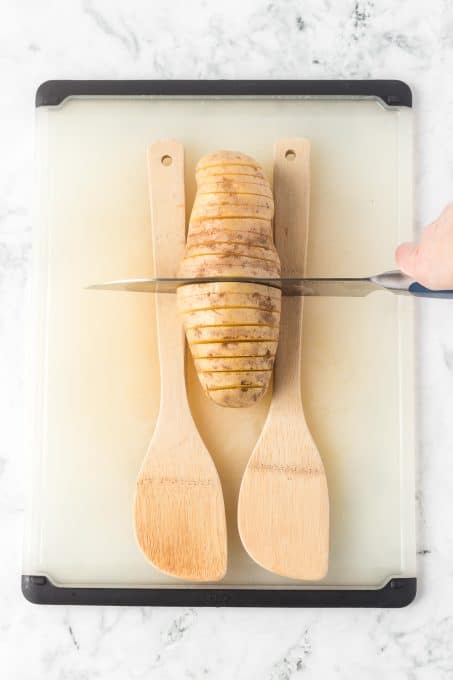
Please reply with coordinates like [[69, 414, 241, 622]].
[[88, 270, 453, 299]]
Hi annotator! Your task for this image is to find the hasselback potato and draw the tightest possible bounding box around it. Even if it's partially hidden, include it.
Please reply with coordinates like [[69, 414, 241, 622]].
[[177, 151, 281, 407]]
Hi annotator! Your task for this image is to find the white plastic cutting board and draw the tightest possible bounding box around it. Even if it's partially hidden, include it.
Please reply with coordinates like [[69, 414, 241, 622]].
[[25, 95, 414, 588]]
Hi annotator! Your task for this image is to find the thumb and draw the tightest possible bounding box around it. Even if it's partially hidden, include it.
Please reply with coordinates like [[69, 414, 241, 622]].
[[395, 242, 419, 277]]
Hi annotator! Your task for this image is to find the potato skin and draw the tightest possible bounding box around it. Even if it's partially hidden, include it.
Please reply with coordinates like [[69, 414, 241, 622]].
[[177, 151, 281, 408]]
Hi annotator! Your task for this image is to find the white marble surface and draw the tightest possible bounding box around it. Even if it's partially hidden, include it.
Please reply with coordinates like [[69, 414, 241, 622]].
[[1, 0, 453, 677]]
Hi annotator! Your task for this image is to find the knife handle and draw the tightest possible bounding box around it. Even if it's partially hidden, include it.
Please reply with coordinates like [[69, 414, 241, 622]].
[[374, 271, 453, 299], [408, 282, 453, 299]]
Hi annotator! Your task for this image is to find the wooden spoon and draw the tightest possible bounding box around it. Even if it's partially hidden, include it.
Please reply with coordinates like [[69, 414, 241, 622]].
[[134, 140, 227, 581], [237, 138, 329, 580]]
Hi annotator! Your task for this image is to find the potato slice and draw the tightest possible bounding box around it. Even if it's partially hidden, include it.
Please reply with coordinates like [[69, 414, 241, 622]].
[[184, 242, 280, 265], [178, 280, 280, 296], [186, 325, 279, 344], [197, 174, 270, 191], [193, 192, 272, 207], [188, 227, 273, 247], [196, 150, 261, 168], [179, 259, 279, 279], [200, 370, 271, 389], [197, 180, 273, 199], [188, 340, 278, 359], [177, 282, 281, 312], [207, 386, 266, 408], [182, 307, 279, 328], [188, 217, 272, 232], [180, 297, 280, 315], [187, 229, 275, 250], [195, 355, 275, 372], [191, 197, 273, 221]]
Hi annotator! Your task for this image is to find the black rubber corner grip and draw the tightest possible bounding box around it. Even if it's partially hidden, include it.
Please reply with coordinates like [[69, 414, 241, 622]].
[[22, 575, 417, 608], [35, 80, 66, 107], [380, 79, 412, 107], [35, 79, 412, 108]]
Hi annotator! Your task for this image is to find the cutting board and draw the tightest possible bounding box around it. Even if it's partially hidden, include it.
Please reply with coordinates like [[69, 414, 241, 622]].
[[23, 81, 415, 606]]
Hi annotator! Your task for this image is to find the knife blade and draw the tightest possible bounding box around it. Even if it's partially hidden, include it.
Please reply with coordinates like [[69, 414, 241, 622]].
[[88, 271, 453, 299]]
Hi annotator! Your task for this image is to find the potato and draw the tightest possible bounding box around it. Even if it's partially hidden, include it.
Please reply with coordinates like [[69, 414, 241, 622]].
[[177, 151, 281, 408]]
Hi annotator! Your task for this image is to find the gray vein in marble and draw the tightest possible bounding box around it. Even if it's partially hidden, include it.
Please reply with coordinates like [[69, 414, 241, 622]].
[[382, 31, 429, 62], [84, 1, 140, 59], [391, 617, 453, 678], [98, 608, 123, 636], [295, 16, 305, 32], [138, 605, 153, 623], [443, 346, 453, 370], [268, 629, 312, 680], [67, 625, 79, 651], [352, 0, 373, 39], [142, 610, 198, 674], [163, 609, 197, 646]]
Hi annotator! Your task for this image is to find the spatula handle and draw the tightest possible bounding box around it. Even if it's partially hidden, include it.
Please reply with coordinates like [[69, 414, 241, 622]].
[[273, 139, 310, 279], [272, 138, 310, 403], [147, 141, 188, 411], [148, 140, 186, 278]]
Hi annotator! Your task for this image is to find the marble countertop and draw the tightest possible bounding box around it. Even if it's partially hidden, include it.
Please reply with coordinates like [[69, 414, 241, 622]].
[[2, 0, 453, 677]]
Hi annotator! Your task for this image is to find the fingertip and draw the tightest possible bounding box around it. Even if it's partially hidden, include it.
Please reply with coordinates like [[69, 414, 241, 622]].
[[395, 242, 417, 275]]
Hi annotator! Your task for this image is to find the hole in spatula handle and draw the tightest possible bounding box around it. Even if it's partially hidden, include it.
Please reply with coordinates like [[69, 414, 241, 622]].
[[161, 154, 173, 166], [285, 149, 296, 161]]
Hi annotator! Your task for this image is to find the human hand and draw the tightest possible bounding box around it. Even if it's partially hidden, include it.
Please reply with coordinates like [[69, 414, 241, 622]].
[[396, 204, 453, 290]]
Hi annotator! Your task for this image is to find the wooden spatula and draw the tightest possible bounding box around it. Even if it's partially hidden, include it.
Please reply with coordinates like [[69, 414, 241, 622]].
[[237, 138, 329, 580], [134, 140, 227, 581]]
